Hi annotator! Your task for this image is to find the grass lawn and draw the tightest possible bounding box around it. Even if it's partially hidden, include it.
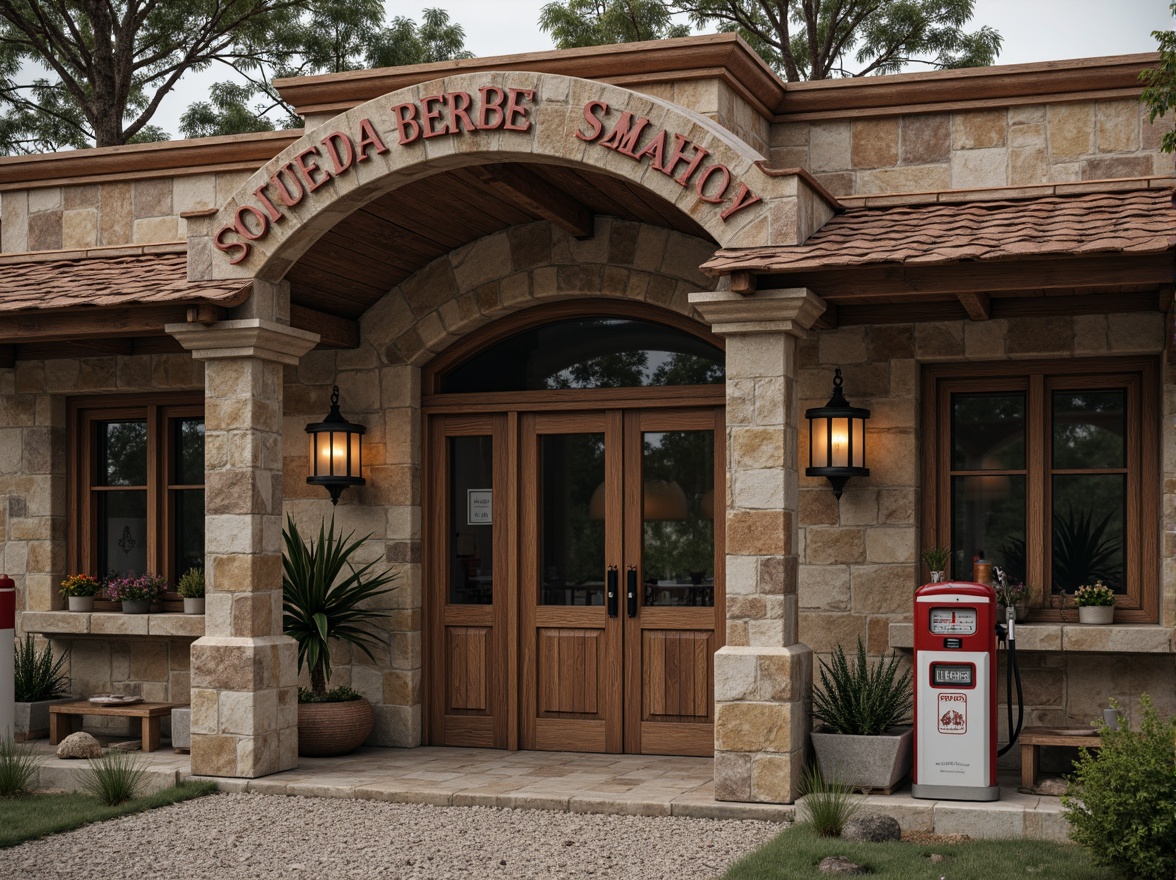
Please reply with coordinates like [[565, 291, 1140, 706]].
[[723, 824, 1114, 880], [0, 781, 218, 848]]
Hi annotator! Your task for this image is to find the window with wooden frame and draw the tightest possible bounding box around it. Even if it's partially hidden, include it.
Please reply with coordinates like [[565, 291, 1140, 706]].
[[69, 393, 205, 598], [922, 358, 1159, 623]]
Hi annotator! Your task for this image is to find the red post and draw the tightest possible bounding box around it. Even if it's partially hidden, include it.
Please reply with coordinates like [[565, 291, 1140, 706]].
[[0, 573, 13, 740]]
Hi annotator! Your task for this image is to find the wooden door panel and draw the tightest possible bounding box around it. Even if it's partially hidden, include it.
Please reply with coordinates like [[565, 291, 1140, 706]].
[[641, 629, 713, 722], [537, 628, 602, 717], [446, 625, 492, 713]]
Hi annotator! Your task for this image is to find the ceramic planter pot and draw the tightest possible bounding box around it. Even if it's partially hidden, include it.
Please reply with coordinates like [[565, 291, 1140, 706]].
[[121, 599, 151, 614], [297, 697, 374, 757], [810, 727, 914, 792], [1078, 605, 1113, 625], [183, 597, 205, 615], [67, 595, 94, 612]]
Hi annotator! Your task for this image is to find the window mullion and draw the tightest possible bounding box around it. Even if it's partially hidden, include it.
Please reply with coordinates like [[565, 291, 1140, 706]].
[[147, 405, 160, 578], [1027, 373, 1047, 607]]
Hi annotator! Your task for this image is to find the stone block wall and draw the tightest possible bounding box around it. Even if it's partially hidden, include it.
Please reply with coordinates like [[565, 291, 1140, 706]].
[[770, 100, 1175, 197], [797, 310, 1174, 748], [0, 171, 251, 253], [633, 79, 772, 159]]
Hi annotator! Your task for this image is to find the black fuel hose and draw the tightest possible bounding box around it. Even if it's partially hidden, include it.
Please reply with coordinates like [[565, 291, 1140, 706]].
[[997, 611, 1024, 757]]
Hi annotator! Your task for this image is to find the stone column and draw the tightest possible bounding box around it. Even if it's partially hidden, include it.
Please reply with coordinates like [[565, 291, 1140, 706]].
[[167, 318, 318, 778], [689, 287, 826, 804]]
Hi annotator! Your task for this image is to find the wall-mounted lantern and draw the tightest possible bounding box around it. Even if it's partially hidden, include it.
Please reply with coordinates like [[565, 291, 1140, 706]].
[[306, 385, 365, 505], [805, 368, 870, 501]]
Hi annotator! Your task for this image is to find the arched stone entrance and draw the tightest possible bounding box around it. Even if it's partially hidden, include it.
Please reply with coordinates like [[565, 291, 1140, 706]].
[[177, 69, 830, 802]]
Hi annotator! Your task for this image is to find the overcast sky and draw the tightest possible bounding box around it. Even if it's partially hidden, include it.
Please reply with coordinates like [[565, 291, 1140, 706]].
[[150, 0, 1175, 135]]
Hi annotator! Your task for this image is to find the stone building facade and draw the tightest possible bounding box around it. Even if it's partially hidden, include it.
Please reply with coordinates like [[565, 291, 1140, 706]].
[[0, 35, 1172, 801]]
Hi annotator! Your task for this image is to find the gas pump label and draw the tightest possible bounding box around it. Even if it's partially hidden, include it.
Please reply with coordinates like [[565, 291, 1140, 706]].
[[928, 607, 977, 635], [937, 693, 968, 734]]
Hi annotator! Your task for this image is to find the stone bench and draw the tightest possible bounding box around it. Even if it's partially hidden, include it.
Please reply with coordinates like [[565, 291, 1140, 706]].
[[49, 701, 181, 753], [1019, 726, 1102, 790]]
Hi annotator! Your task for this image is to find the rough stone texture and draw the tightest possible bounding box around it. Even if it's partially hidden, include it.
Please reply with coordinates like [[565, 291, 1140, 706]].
[[56, 731, 102, 759], [819, 856, 867, 875], [842, 814, 902, 842]]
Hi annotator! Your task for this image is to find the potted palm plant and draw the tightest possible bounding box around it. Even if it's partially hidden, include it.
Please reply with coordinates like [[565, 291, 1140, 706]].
[[810, 638, 913, 793], [283, 515, 398, 757]]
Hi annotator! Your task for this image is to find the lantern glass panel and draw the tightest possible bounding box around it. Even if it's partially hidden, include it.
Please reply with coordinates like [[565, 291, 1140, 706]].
[[852, 417, 865, 468], [350, 432, 361, 474], [830, 417, 850, 468], [810, 416, 829, 466]]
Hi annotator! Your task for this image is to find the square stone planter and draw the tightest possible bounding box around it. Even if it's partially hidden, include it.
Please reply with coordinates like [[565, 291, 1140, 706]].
[[15, 698, 75, 742], [171, 706, 191, 751], [810, 727, 913, 793]]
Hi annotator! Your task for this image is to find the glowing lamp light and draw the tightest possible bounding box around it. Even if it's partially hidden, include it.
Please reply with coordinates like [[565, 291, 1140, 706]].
[[805, 368, 870, 501], [306, 385, 365, 505]]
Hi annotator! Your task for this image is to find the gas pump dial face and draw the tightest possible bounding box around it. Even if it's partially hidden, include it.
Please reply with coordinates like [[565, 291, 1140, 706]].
[[928, 607, 977, 635]]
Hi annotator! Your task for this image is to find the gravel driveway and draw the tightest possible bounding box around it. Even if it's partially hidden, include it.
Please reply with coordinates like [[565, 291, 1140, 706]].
[[0, 792, 783, 880]]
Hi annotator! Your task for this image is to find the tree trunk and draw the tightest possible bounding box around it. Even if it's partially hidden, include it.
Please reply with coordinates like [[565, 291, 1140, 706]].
[[310, 661, 328, 698]]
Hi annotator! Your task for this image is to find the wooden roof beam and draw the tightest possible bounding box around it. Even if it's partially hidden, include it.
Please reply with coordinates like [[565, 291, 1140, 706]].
[[290, 304, 360, 350], [957, 292, 991, 321], [472, 164, 595, 239], [0, 305, 188, 345]]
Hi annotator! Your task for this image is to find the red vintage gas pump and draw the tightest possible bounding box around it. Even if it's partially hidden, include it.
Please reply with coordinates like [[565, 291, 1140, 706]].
[[0, 573, 13, 741], [912, 580, 1001, 801]]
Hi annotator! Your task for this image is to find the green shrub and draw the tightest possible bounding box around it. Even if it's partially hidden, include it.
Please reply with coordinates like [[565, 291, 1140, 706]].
[[176, 567, 205, 599], [1062, 694, 1176, 880], [798, 763, 861, 838], [13, 634, 69, 702], [812, 638, 912, 735], [0, 738, 39, 797], [80, 751, 145, 806]]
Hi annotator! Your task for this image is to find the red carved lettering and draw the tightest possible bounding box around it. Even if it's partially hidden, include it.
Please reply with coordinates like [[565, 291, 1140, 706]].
[[599, 112, 650, 158], [234, 205, 269, 241], [478, 86, 506, 130], [214, 225, 249, 265], [251, 184, 283, 223], [575, 100, 609, 142], [656, 134, 709, 187], [393, 102, 422, 144], [421, 94, 448, 138], [695, 164, 731, 204], [720, 182, 763, 221], [504, 88, 535, 131], [269, 164, 305, 207], [356, 118, 388, 160], [295, 146, 331, 192], [633, 129, 667, 166], [447, 92, 476, 133], [321, 131, 356, 174]]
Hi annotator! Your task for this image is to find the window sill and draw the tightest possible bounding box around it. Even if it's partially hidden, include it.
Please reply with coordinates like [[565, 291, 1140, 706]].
[[21, 611, 204, 639], [888, 621, 1174, 654]]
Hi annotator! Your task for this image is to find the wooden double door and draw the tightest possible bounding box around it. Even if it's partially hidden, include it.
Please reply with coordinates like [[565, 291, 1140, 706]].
[[426, 404, 723, 756]]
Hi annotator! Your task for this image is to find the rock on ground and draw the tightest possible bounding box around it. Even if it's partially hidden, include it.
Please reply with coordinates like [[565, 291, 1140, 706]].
[[842, 814, 901, 843], [0, 792, 783, 880], [819, 855, 867, 875], [55, 732, 101, 759]]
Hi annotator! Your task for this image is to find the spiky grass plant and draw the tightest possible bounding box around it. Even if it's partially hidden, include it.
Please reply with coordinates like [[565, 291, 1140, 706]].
[[799, 763, 861, 837], [13, 634, 69, 703], [282, 515, 399, 699], [80, 750, 145, 806], [812, 638, 912, 736], [0, 737, 39, 797]]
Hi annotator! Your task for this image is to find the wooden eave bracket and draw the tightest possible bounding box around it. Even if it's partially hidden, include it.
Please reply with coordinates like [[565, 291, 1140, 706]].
[[957, 291, 991, 321], [472, 164, 595, 239]]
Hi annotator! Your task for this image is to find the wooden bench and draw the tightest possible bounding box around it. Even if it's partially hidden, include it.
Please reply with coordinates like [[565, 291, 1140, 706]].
[[49, 701, 181, 752], [1019, 726, 1102, 790]]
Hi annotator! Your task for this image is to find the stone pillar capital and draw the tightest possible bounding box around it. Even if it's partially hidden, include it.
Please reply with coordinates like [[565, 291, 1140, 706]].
[[165, 318, 319, 365], [689, 288, 827, 338]]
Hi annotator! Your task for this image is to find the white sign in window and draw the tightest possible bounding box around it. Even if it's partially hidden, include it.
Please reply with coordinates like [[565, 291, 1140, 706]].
[[467, 489, 492, 525]]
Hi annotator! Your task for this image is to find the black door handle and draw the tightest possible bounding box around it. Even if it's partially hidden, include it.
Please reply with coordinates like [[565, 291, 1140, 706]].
[[626, 565, 638, 618], [607, 565, 618, 617]]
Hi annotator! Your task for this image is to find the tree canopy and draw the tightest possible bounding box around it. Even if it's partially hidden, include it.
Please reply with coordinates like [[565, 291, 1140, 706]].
[[678, 0, 1001, 80], [0, 1, 475, 153], [1140, 2, 1176, 154], [0, 0, 300, 152], [539, 0, 690, 48]]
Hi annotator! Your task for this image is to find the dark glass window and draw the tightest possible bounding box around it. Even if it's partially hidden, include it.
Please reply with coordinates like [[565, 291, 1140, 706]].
[[440, 317, 724, 393]]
